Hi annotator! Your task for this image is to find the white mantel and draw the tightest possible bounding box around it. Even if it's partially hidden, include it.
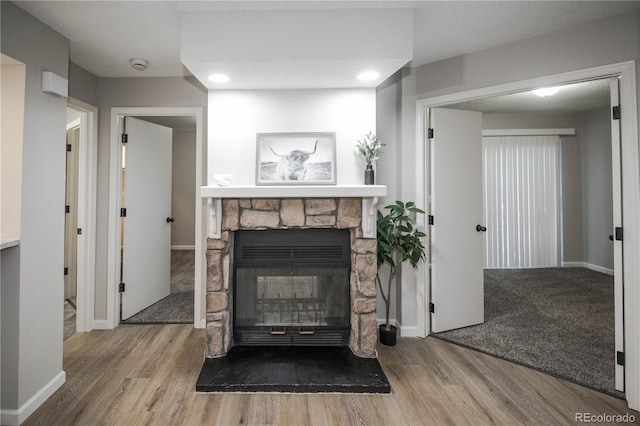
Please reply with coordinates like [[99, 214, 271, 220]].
[[200, 184, 387, 239]]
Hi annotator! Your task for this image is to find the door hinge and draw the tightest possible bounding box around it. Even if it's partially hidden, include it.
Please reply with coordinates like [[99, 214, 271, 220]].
[[427, 128, 434, 139], [66, 143, 72, 152], [615, 227, 623, 241], [121, 133, 128, 144], [428, 215, 434, 225], [119, 282, 126, 293], [612, 105, 621, 120], [617, 351, 625, 366], [429, 303, 435, 313], [120, 208, 127, 217], [64, 267, 68, 276], [77, 228, 82, 235], [65, 205, 70, 214]]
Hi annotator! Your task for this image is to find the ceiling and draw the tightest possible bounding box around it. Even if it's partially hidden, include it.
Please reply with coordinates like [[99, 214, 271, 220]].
[[14, 1, 640, 88], [447, 78, 612, 114]]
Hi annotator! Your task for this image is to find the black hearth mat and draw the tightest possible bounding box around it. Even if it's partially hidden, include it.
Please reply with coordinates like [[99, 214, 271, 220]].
[[195, 346, 390, 394]]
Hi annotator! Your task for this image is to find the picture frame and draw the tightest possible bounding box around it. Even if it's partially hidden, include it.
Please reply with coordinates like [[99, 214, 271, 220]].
[[256, 132, 337, 185]]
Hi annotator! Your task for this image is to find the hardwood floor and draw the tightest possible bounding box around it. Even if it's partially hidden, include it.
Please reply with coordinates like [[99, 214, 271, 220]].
[[25, 325, 638, 426]]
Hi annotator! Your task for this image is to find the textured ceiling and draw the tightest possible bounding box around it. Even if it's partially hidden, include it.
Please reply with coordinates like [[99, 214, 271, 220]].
[[447, 79, 612, 114], [14, 1, 640, 85]]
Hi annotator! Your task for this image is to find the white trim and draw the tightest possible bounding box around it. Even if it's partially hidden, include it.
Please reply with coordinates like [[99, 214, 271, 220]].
[[561, 261, 585, 268], [67, 98, 98, 333], [482, 128, 575, 137], [0, 371, 65, 425], [66, 117, 80, 130], [108, 107, 205, 329], [399, 324, 420, 337], [416, 61, 639, 410], [92, 319, 110, 330], [171, 245, 195, 250], [562, 261, 614, 276]]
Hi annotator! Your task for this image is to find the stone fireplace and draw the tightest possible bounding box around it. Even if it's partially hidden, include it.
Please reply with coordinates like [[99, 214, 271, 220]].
[[204, 194, 383, 358]]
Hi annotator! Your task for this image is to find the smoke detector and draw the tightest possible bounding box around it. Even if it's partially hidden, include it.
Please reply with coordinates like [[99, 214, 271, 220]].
[[129, 58, 148, 71]]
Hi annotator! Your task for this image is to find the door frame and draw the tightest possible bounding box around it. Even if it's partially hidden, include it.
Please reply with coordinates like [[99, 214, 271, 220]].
[[107, 107, 205, 328], [416, 61, 639, 409], [67, 98, 98, 333]]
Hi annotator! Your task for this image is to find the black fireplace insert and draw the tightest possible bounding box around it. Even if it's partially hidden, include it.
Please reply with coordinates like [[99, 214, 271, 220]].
[[233, 229, 351, 346]]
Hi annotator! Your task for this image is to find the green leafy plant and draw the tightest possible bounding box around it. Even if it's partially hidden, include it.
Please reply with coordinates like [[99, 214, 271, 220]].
[[355, 132, 385, 165], [377, 201, 427, 330]]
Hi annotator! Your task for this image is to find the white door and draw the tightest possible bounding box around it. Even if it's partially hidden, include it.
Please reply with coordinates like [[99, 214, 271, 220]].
[[121, 117, 173, 320], [429, 108, 485, 333], [610, 78, 624, 392]]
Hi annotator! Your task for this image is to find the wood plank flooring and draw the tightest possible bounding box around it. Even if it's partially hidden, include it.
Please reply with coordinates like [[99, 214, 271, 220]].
[[25, 325, 638, 426]]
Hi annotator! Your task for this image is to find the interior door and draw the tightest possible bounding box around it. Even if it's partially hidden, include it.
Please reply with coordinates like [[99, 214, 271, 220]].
[[64, 126, 80, 302], [429, 108, 485, 333], [121, 117, 173, 320], [610, 78, 624, 392]]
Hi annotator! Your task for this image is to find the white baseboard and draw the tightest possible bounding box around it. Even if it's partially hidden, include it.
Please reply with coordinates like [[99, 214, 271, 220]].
[[399, 324, 420, 337], [172, 245, 195, 250], [561, 262, 583, 268], [584, 262, 614, 276], [562, 261, 614, 276], [0, 371, 65, 425], [92, 319, 111, 330], [375, 318, 420, 337]]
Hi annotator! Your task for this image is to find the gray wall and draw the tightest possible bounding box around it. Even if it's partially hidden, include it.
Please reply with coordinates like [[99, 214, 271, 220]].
[[171, 130, 196, 247], [95, 77, 207, 319], [68, 62, 98, 106], [1, 0, 69, 411], [580, 107, 614, 270]]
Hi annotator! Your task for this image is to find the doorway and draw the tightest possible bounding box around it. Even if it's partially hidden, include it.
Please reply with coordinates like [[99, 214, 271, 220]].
[[424, 78, 623, 396], [64, 98, 98, 335], [107, 107, 205, 328]]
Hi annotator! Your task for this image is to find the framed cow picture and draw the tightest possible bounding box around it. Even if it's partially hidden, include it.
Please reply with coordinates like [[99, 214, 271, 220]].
[[256, 132, 337, 185]]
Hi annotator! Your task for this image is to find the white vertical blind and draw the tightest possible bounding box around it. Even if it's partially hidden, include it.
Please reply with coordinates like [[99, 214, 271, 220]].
[[483, 135, 561, 269]]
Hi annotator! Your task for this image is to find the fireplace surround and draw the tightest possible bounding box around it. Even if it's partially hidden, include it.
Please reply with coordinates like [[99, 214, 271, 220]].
[[203, 190, 385, 359]]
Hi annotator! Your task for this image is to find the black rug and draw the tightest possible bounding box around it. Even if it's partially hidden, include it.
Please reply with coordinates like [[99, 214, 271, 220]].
[[434, 268, 621, 398], [196, 346, 390, 394]]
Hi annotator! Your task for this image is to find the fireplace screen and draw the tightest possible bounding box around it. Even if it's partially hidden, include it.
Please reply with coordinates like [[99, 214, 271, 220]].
[[234, 229, 350, 346]]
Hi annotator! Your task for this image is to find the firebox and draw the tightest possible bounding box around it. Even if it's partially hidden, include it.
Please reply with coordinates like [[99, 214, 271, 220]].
[[234, 229, 351, 346]]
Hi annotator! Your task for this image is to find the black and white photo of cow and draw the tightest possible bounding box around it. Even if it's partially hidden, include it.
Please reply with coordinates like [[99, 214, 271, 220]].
[[257, 133, 336, 185], [270, 140, 318, 181]]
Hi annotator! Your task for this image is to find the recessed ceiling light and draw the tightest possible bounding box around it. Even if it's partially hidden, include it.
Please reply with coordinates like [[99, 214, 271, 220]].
[[208, 74, 230, 84], [532, 87, 560, 97], [358, 71, 380, 82]]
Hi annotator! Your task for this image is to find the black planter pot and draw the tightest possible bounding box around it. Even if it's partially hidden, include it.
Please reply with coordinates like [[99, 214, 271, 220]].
[[379, 324, 397, 346]]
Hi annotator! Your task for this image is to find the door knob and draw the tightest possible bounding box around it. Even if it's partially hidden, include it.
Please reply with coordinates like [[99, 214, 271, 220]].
[[166, 217, 175, 223], [609, 235, 614, 241], [476, 225, 487, 232]]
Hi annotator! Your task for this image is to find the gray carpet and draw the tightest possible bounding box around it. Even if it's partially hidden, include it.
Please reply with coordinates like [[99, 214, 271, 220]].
[[123, 250, 195, 324], [434, 268, 621, 398], [123, 290, 194, 324]]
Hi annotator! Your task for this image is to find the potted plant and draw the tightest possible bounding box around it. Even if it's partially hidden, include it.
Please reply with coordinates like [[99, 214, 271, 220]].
[[355, 132, 385, 185], [376, 201, 427, 346]]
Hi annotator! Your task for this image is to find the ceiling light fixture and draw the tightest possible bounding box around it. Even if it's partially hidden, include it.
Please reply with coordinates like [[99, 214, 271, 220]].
[[357, 71, 380, 82], [208, 73, 230, 84], [532, 87, 560, 97], [129, 58, 148, 71]]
